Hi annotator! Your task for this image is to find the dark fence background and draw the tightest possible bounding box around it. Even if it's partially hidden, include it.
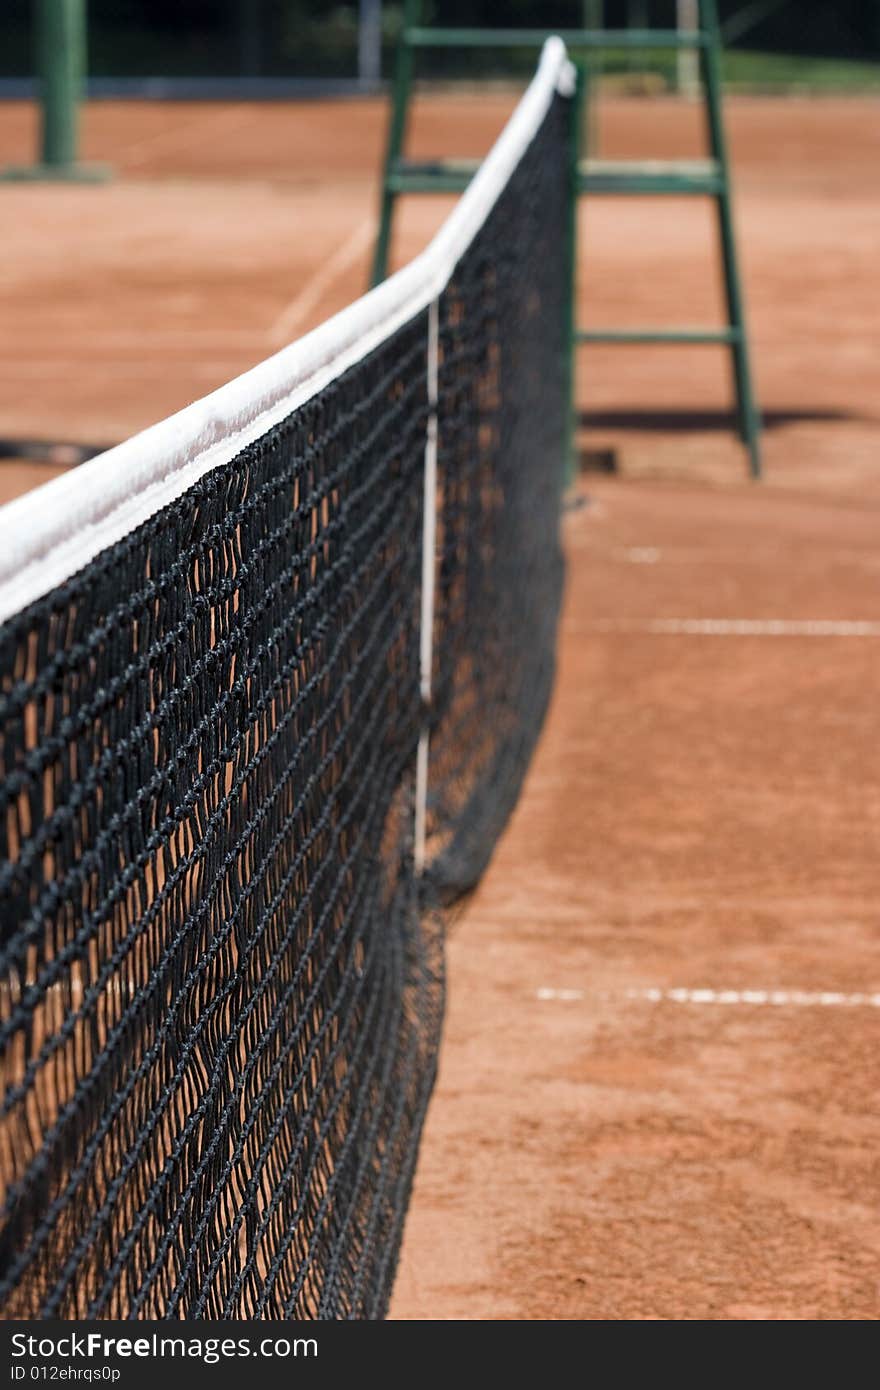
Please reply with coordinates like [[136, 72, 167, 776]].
[[1, 2, 878, 84]]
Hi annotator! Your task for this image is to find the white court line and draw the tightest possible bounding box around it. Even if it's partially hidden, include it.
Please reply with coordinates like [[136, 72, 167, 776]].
[[585, 618, 880, 638], [623, 548, 661, 564], [0, 335, 270, 358], [2, 222, 375, 371], [536, 987, 880, 1008], [121, 108, 257, 166], [269, 218, 376, 346], [629, 987, 880, 1009], [0, 362, 252, 382]]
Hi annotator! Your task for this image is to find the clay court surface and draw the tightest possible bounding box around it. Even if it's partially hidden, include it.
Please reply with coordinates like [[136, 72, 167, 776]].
[[2, 89, 879, 1318]]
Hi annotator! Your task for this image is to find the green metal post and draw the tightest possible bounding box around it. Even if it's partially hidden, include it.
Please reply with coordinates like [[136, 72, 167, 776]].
[[2, 0, 108, 181], [371, 0, 421, 286], [38, 0, 84, 168], [700, 0, 762, 478], [564, 64, 587, 486]]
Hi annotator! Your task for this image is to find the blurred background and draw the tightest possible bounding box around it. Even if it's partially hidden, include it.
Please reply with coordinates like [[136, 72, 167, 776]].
[[0, 2, 877, 496], [1, 1, 879, 90]]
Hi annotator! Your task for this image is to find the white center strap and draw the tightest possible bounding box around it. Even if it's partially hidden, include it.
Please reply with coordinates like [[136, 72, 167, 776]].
[[414, 299, 439, 876]]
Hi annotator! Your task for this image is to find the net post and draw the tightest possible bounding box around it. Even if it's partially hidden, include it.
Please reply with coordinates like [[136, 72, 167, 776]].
[[2, 0, 109, 182], [564, 61, 586, 487], [414, 297, 439, 876]]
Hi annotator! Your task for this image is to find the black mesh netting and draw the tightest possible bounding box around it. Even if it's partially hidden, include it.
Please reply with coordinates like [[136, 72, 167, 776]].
[[427, 89, 569, 902], [0, 86, 570, 1320]]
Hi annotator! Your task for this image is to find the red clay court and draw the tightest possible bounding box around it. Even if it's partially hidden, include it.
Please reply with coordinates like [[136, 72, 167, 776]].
[[2, 86, 879, 1318]]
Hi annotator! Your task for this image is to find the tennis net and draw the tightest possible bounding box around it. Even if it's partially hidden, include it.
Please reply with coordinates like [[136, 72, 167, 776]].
[[0, 38, 574, 1320]]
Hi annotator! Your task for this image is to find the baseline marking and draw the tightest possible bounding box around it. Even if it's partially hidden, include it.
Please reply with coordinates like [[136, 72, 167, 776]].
[[536, 987, 880, 1008], [269, 218, 376, 346]]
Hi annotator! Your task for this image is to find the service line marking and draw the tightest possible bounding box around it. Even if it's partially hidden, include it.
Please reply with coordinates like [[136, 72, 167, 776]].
[[631, 987, 880, 1008], [537, 987, 880, 1008], [584, 618, 880, 638], [269, 217, 376, 346]]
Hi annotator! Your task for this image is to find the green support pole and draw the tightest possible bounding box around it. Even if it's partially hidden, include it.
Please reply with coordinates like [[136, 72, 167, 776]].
[[371, 0, 420, 286], [2, 0, 109, 181], [564, 64, 586, 486], [40, 0, 83, 167], [700, 0, 761, 478]]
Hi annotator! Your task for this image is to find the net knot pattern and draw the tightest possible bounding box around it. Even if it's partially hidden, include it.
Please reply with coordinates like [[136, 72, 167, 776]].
[[0, 84, 570, 1320]]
